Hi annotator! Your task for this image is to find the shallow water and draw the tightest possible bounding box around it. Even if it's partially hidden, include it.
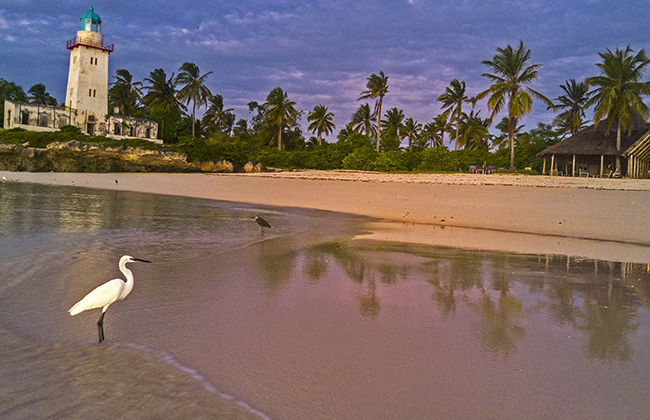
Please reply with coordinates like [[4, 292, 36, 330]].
[[2, 182, 650, 419]]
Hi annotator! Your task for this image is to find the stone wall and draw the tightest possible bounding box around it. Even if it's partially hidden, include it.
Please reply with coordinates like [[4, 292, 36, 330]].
[[4, 100, 74, 132], [0, 140, 234, 173]]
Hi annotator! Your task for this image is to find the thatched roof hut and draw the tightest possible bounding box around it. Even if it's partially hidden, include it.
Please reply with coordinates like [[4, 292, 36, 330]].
[[537, 120, 650, 178]]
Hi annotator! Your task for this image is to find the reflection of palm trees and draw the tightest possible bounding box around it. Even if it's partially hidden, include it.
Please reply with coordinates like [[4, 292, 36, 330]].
[[461, 256, 528, 357], [258, 241, 297, 293], [545, 279, 578, 325], [430, 277, 457, 316], [303, 248, 329, 282], [310, 242, 381, 319], [305, 242, 648, 361], [358, 273, 380, 320], [428, 251, 486, 316], [574, 281, 638, 362], [466, 290, 525, 356], [539, 256, 644, 362]]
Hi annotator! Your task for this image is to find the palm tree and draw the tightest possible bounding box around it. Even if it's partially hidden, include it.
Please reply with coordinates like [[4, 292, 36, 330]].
[[402, 117, 422, 152], [585, 46, 650, 173], [437, 79, 472, 150], [142, 68, 185, 115], [307, 104, 336, 145], [493, 117, 524, 150], [421, 122, 442, 149], [232, 119, 248, 138], [381, 107, 404, 149], [108, 69, 142, 116], [457, 111, 490, 150], [552, 79, 589, 137], [336, 122, 356, 143], [263, 87, 298, 151], [202, 94, 235, 134], [351, 103, 376, 139], [27, 83, 57, 127], [476, 41, 554, 170], [176, 62, 213, 137], [358, 71, 389, 152], [27, 83, 57, 105], [430, 113, 453, 148]]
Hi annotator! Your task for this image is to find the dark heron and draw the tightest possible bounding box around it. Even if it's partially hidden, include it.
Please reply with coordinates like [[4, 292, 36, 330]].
[[253, 215, 272, 234], [69, 255, 151, 343]]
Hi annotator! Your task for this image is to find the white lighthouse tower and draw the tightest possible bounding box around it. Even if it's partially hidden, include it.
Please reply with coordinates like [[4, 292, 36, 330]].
[[64, 7, 113, 135]]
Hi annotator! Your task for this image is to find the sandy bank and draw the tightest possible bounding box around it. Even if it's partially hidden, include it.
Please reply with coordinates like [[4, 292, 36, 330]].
[[3, 170, 650, 263]]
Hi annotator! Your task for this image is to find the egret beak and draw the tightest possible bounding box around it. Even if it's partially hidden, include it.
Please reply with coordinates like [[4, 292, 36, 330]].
[[134, 258, 151, 263]]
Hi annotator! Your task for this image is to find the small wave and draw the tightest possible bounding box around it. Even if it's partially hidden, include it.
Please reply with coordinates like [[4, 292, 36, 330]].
[[115, 342, 272, 420]]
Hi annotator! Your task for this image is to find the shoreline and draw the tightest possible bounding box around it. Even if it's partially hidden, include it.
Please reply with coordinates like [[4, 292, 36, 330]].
[[3, 170, 650, 263]]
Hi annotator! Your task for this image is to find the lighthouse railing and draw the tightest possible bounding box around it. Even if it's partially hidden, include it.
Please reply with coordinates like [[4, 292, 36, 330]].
[[66, 37, 114, 52]]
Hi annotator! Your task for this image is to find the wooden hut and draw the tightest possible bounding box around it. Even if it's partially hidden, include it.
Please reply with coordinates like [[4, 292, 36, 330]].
[[537, 121, 650, 178]]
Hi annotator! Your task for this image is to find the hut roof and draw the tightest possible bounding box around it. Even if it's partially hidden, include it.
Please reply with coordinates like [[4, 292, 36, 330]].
[[537, 121, 650, 158], [624, 130, 650, 162]]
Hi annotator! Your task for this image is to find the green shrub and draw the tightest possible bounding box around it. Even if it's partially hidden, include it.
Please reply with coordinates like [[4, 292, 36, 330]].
[[342, 147, 377, 171], [59, 125, 81, 134], [417, 146, 456, 172], [373, 151, 409, 172]]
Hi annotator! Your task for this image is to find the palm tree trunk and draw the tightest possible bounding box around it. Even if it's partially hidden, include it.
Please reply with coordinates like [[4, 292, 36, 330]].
[[376, 97, 383, 153], [278, 124, 282, 151], [192, 102, 196, 137], [455, 107, 461, 150], [616, 122, 622, 174], [509, 118, 516, 171]]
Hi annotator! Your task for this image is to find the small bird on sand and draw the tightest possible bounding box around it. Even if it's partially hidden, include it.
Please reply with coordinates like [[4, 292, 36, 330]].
[[69, 255, 151, 343], [253, 215, 272, 234]]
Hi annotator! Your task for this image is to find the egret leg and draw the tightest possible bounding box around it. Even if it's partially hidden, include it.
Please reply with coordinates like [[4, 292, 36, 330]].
[[97, 312, 106, 343]]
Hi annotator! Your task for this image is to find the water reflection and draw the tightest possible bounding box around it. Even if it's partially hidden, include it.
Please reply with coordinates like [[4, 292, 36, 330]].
[[303, 242, 650, 362], [3, 181, 649, 366]]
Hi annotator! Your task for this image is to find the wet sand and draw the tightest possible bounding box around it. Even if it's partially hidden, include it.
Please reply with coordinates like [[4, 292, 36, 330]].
[[2, 170, 650, 263]]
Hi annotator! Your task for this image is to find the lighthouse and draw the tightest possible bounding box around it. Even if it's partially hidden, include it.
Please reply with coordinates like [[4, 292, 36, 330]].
[[64, 7, 113, 135], [4, 7, 158, 141]]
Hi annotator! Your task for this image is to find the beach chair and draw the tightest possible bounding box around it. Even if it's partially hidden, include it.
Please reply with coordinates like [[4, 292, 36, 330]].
[[486, 166, 495, 174], [469, 165, 477, 174]]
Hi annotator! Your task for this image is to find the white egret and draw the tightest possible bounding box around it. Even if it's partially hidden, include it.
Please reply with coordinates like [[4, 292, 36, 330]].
[[253, 215, 272, 234], [69, 255, 151, 343]]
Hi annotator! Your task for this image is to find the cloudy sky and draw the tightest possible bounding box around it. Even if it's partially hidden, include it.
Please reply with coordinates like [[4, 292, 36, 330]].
[[1, 0, 648, 142]]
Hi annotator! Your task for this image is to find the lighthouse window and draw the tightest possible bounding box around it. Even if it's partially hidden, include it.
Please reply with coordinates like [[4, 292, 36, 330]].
[[89, 89, 92, 97], [90, 57, 93, 64], [93, 90, 96, 97], [73, 56, 77, 64]]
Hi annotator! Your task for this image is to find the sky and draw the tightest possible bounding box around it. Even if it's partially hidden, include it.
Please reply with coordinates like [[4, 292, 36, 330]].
[[1, 0, 648, 143]]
